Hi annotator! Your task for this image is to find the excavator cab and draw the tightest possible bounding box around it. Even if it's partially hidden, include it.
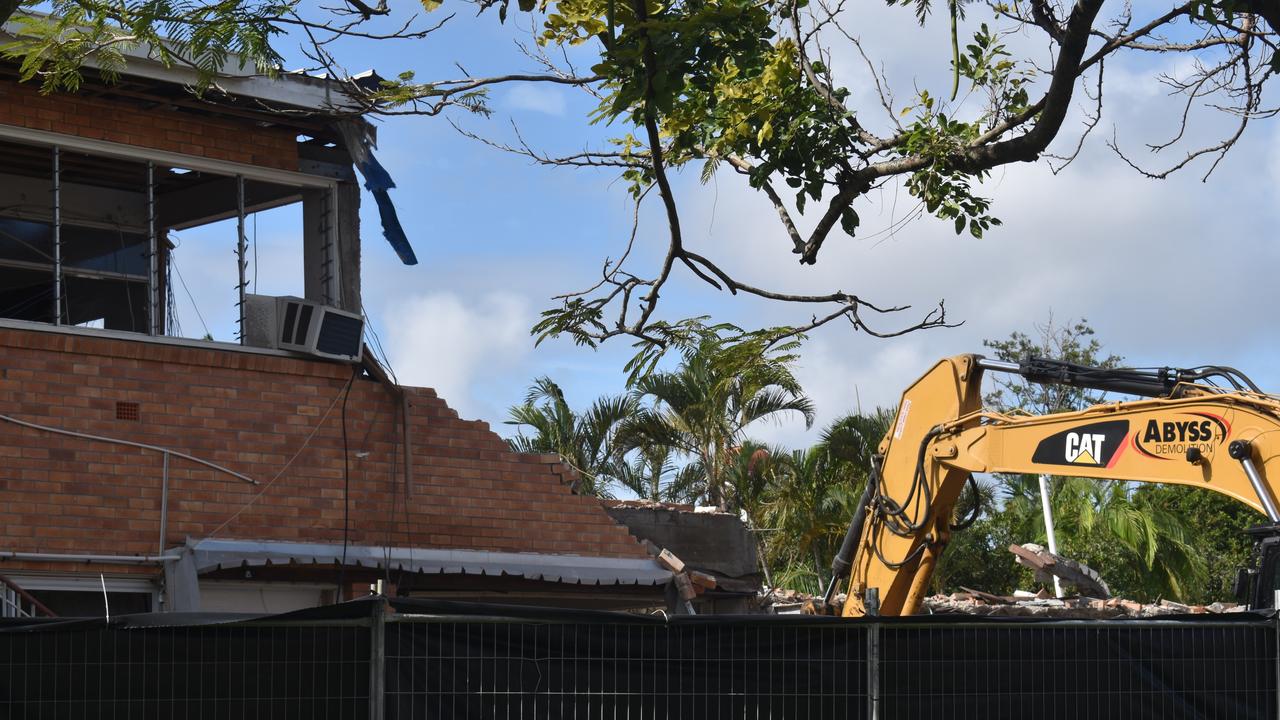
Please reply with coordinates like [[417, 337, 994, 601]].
[[1235, 524, 1280, 610]]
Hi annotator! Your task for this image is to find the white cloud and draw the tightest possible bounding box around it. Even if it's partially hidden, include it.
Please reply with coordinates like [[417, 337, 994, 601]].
[[674, 84, 1278, 449], [505, 84, 568, 116], [383, 291, 534, 419]]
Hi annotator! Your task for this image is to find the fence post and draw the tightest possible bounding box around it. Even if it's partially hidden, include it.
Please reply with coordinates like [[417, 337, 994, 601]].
[[370, 596, 386, 720], [867, 621, 880, 720]]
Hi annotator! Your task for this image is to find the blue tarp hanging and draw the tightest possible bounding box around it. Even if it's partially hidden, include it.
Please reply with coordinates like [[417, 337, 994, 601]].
[[336, 120, 418, 265]]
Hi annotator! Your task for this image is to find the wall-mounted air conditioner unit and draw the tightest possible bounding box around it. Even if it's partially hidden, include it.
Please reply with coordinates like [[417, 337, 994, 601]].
[[244, 294, 363, 362]]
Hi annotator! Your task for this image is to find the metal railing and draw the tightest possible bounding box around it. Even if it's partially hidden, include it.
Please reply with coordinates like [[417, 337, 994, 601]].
[[0, 573, 55, 619]]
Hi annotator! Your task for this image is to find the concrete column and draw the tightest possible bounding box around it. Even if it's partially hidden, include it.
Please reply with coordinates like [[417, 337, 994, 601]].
[[303, 180, 361, 313], [302, 187, 331, 306], [337, 180, 361, 314]]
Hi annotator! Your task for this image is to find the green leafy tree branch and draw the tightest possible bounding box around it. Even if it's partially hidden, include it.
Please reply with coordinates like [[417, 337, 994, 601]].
[[5, 0, 1276, 353]]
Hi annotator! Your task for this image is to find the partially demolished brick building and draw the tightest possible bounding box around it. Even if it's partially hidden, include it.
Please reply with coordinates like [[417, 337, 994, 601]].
[[0, 19, 674, 617]]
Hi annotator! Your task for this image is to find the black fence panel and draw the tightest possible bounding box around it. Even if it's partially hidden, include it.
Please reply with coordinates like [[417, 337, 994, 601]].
[[0, 598, 1275, 720], [384, 618, 869, 720], [880, 621, 1277, 720], [0, 623, 370, 719]]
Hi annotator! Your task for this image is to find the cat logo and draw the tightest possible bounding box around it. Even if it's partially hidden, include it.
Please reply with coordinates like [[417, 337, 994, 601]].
[[1032, 420, 1130, 469], [1065, 432, 1106, 465]]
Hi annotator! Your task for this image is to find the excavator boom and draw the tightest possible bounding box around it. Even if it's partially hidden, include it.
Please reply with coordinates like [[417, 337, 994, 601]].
[[833, 354, 1280, 617]]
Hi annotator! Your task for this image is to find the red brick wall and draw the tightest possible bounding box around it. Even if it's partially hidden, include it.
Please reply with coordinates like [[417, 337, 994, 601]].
[[0, 78, 298, 171], [0, 327, 648, 576]]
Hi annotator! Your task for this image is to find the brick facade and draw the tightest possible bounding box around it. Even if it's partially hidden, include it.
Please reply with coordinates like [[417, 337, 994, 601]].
[[0, 327, 648, 576], [0, 79, 298, 170]]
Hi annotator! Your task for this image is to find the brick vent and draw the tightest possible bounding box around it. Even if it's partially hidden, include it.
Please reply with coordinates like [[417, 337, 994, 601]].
[[115, 401, 140, 421]]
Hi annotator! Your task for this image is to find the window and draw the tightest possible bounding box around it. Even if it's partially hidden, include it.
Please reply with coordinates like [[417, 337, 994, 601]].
[[0, 574, 157, 618], [0, 134, 322, 341]]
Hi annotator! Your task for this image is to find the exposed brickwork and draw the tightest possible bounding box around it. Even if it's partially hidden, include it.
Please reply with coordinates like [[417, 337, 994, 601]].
[[0, 327, 650, 577], [0, 79, 298, 171]]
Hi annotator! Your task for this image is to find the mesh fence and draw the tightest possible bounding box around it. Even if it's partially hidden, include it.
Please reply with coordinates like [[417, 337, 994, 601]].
[[0, 623, 370, 719], [383, 619, 869, 719], [0, 598, 1276, 719], [880, 621, 1277, 720]]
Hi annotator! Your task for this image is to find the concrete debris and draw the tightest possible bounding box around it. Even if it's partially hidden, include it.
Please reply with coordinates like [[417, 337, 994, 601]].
[[924, 592, 1249, 618], [759, 586, 1246, 618], [1010, 543, 1111, 598], [602, 499, 697, 512], [758, 587, 843, 614]]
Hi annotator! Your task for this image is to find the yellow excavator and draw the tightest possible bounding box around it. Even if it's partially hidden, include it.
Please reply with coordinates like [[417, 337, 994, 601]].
[[823, 354, 1280, 616]]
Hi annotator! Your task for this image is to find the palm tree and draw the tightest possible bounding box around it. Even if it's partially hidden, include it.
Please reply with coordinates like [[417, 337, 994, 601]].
[[819, 408, 895, 467], [505, 377, 637, 498], [617, 334, 814, 509], [718, 440, 791, 523], [612, 444, 705, 503], [758, 410, 893, 593]]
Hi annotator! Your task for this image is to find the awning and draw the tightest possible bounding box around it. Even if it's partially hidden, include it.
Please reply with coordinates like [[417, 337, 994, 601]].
[[180, 539, 673, 586]]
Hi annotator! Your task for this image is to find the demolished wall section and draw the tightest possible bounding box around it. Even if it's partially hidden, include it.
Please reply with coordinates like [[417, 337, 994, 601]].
[[0, 327, 649, 575]]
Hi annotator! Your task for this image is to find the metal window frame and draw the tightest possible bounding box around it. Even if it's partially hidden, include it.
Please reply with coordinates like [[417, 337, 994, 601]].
[[0, 123, 341, 337], [1, 572, 161, 615]]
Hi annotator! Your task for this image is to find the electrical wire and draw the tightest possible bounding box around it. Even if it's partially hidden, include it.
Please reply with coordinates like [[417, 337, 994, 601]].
[[165, 249, 181, 336], [206, 373, 354, 538], [168, 243, 211, 340], [336, 365, 358, 600], [361, 308, 399, 386]]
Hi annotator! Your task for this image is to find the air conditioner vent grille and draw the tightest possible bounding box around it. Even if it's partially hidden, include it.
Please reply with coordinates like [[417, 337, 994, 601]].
[[295, 305, 315, 345], [280, 302, 299, 346], [316, 313, 363, 358]]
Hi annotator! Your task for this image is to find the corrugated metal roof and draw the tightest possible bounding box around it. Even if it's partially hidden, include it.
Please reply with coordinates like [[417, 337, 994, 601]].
[[186, 539, 672, 586]]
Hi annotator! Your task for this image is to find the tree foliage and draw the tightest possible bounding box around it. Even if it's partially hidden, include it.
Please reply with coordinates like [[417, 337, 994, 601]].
[[755, 409, 892, 594], [5, 0, 1275, 352], [614, 323, 815, 508], [505, 376, 637, 497], [507, 321, 1259, 603]]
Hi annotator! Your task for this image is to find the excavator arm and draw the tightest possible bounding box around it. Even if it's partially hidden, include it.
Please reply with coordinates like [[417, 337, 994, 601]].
[[830, 354, 1280, 617]]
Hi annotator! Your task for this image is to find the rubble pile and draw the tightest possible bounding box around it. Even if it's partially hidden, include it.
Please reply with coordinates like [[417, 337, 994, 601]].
[[924, 591, 1246, 618], [760, 587, 1245, 617], [761, 587, 841, 614]]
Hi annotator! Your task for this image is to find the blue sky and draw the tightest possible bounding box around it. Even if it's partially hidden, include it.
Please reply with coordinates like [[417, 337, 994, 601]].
[[168, 2, 1280, 450]]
